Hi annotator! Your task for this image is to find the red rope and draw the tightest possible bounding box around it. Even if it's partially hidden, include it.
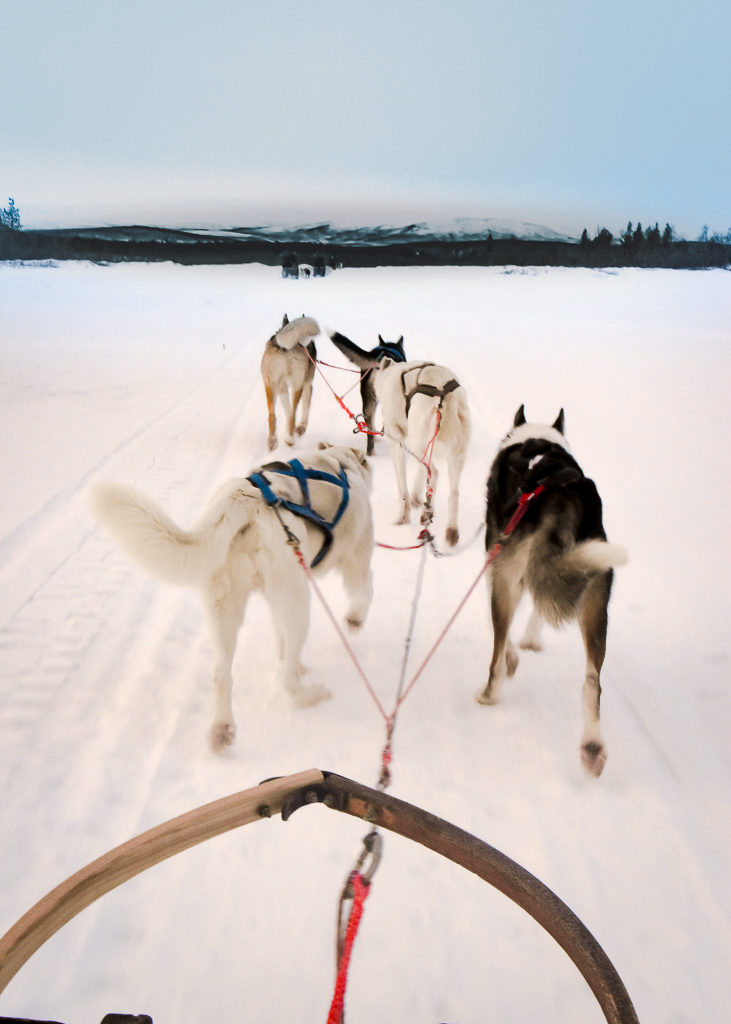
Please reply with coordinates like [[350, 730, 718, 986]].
[[293, 547, 390, 724], [421, 408, 441, 474], [318, 487, 544, 1022], [376, 539, 427, 551], [304, 346, 381, 437], [376, 528, 431, 552], [503, 484, 545, 534], [327, 872, 371, 1024], [393, 483, 545, 708], [316, 358, 361, 373]]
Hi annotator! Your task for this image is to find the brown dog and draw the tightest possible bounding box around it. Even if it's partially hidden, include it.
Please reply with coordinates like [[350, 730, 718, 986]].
[[261, 314, 319, 450]]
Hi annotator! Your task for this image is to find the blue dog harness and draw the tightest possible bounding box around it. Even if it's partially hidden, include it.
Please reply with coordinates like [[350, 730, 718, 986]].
[[247, 458, 350, 567], [374, 342, 407, 363]]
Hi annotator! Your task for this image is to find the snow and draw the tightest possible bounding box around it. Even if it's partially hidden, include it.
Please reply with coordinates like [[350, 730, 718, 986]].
[[0, 260, 729, 1024]]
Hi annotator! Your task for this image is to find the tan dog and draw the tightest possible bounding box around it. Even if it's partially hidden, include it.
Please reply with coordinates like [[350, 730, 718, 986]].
[[261, 314, 319, 450]]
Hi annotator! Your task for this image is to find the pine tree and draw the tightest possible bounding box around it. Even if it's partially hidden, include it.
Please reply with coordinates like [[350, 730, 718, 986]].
[[0, 197, 21, 230], [662, 223, 674, 244], [580, 228, 590, 245], [646, 223, 661, 246], [621, 221, 634, 246]]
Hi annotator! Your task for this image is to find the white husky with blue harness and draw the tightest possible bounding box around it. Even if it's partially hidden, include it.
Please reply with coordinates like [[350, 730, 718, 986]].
[[90, 445, 374, 751], [247, 458, 350, 567]]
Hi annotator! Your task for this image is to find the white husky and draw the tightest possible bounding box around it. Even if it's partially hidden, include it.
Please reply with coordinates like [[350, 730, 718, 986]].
[[261, 314, 319, 451], [90, 445, 374, 751], [375, 357, 471, 546]]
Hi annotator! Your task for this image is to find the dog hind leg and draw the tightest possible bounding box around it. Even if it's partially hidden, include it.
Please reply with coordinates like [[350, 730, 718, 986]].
[[478, 565, 523, 705], [578, 573, 612, 776], [444, 441, 466, 547], [295, 378, 313, 437], [203, 573, 249, 751], [409, 410, 438, 512], [264, 383, 278, 452], [360, 375, 377, 455], [340, 551, 373, 630], [281, 387, 296, 446], [519, 607, 544, 651], [265, 565, 331, 705], [388, 437, 411, 525]]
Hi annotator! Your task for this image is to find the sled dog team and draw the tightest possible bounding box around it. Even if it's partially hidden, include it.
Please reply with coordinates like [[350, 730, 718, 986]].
[[92, 314, 627, 777]]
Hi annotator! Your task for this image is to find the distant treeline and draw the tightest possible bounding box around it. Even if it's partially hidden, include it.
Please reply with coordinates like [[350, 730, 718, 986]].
[[1, 222, 729, 270]]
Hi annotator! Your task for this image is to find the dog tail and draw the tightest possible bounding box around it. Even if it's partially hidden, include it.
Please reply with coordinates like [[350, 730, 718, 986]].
[[275, 316, 320, 350], [90, 481, 255, 587], [328, 330, 374, 369], [527, 527, 628, 626]]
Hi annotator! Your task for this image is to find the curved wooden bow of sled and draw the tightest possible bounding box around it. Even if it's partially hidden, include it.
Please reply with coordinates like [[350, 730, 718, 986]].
[[0, 769, 639, 1024]]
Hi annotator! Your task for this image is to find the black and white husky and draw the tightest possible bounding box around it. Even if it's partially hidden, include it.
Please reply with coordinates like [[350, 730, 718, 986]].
[[477, 406, 627, 776], [90, 445, 374, 752], [328, 331, 406, 455]]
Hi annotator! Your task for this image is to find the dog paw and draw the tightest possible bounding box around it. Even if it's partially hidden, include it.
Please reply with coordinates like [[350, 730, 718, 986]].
[[209, 721, 236, 751], [267, 437, 277, 452], [294, 683, 332, 707], [295, 424, 306, 437], [445, 526, 459, 547], [346, 613, 364, 630], [476, 687, 498, 705], [581, 740, 607, 777]]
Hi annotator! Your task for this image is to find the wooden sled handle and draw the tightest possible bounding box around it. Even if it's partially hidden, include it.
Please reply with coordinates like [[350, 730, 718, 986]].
[[0, 769, 325, 994], [0, 768, 639, 1024]]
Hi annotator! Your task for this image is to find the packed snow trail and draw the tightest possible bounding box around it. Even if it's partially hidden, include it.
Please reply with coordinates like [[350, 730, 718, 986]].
[[0, 262, 728, 1023]]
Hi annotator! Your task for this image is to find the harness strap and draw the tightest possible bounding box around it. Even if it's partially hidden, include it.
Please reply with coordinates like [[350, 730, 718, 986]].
[[247, 458, 350, 568], [401, 363, 460, 417]]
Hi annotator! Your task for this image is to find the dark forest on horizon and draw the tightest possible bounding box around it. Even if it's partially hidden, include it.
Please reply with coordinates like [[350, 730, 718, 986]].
[[1, 211, 729, 271]]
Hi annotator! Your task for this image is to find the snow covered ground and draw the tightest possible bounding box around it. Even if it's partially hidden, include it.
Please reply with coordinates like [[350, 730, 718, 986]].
[[0, 260, 728, 1023]]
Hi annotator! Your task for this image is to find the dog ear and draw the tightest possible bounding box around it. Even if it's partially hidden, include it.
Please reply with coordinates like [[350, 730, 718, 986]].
[[378, 334, 384, 344], [513, 404, 526, 427], [281, 314, 289, 327], [397, 336, 404, 346], [552, 409, 565, 434]]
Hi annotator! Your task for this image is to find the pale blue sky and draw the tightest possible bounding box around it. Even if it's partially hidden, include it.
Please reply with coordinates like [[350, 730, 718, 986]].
[[3, 0, 729, 236]]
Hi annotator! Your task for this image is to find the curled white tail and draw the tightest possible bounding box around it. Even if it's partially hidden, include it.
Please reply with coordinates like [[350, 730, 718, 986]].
[[275, 316, 320, 350], [90, 481, 253, 587], [571, 539, 629, 572], [529, 535, 629, 626]]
